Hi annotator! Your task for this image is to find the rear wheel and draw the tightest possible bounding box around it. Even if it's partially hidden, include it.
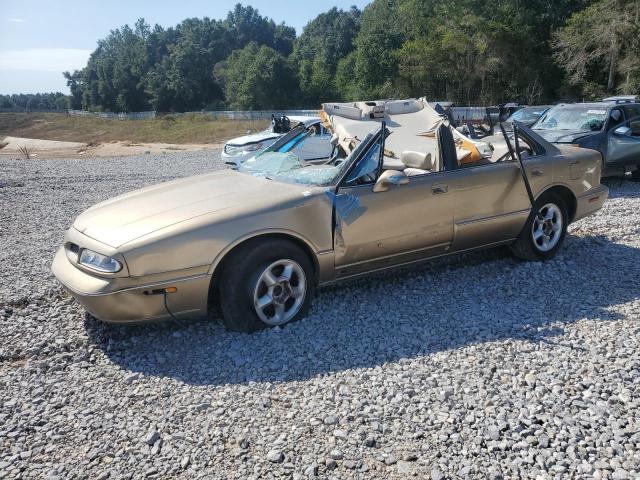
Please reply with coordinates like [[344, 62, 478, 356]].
[[631, 168, 640, 181], [219, 239, 315, 332], [510, 192, 568, 261]]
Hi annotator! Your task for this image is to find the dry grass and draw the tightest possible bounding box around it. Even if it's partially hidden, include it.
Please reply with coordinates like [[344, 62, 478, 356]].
[[18, 145, 32, 159], [0, 113, 269, 145]]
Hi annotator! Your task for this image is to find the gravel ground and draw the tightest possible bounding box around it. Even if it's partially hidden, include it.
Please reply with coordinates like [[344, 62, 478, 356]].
[[1, 152, 639, 479]]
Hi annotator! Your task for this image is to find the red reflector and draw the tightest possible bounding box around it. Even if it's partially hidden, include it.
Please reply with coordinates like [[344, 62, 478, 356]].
[[588, 196, 599, 203]]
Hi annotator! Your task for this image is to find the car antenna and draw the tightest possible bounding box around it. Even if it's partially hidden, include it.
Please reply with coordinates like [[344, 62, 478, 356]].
[[497, 107, 539, 218]]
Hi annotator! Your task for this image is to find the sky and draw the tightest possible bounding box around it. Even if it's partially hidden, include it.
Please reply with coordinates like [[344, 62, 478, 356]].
[[0, 0, 370, 95]]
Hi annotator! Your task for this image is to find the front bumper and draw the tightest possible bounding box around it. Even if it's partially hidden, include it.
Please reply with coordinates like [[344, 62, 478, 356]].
[[573, 184, 609, 222], [51, 247, 211, 324]]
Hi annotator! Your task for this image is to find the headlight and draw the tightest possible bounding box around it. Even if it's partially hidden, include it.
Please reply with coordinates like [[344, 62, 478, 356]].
[[244, 142, 263, 151], [224, 143, 263, 156], [79, 249, 122, 273]]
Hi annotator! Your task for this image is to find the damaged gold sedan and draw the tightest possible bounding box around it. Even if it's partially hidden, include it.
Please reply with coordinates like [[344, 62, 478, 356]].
[[52, 98, 608, 332]]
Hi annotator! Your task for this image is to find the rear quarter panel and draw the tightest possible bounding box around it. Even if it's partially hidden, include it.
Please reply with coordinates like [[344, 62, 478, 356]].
[[552, 145, 603, 196]]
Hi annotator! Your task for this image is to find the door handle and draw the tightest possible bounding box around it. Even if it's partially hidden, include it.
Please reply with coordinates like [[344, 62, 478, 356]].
[[531, 168, 544, 177], [432, 184, 448, 194]]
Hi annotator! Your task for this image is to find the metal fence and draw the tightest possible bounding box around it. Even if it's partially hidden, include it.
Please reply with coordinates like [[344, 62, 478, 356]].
[[66, 107, 497, 124], [67, 109, 319, 120], [198, 110, 318, 120], [448, 107, 490, 123], [68, 110, 157, 120]]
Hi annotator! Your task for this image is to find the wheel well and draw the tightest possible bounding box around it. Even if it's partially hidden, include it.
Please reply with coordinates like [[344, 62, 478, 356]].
[[540, 185, 577, 222], [206, 233, 319, 316]]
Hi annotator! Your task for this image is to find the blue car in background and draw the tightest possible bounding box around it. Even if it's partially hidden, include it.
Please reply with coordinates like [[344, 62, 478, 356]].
[[532, 102, 640, 179]]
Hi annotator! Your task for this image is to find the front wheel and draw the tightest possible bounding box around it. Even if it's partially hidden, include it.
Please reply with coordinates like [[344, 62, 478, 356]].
[[510, 192, 568, 261], [219, 239, 315, 332]]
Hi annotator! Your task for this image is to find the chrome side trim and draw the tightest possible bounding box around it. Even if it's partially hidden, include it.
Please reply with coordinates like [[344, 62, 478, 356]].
[[321, 239, 515, 286], [335, 242, 451, 270], [456, 208, 531, 227]]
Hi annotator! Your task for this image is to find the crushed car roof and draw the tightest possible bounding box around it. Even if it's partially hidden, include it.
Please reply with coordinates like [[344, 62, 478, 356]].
[[321, 97, 489, 166]]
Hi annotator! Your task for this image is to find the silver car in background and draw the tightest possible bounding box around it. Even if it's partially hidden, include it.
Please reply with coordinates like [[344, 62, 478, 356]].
[[222, 115, 333, 166]]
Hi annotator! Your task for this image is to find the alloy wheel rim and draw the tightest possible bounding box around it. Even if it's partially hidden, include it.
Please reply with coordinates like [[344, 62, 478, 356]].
[[253, 259, 306, 326], [532, 203, 562, 252]]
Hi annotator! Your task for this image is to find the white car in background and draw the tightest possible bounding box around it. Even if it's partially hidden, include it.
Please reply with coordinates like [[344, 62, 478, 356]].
[[222, 115, 333, 166]]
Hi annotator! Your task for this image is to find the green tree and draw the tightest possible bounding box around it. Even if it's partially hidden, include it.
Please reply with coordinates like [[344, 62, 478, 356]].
[[225, 4, 296, 55], [152, 17, 230, 111], [554, 0, 640, 97], [293, 7, 360, 103], [352, 0, 406, 99], [215, 42, 297, 109], [390, 0, 590, 104], [63, 70, 84, 109], [64, 5, 298, 112], [0, 93, 69, 111], [77, 19, 151, 111], [334, 52, 359, 101], [54, 1, 630, 112]]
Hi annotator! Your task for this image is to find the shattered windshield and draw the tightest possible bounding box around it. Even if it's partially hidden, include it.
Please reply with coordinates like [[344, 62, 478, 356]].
[[238, 128, 344, 186], [534, 105, 606, 132], [238, 129, 377, 186], [239, 151, 344, 186]]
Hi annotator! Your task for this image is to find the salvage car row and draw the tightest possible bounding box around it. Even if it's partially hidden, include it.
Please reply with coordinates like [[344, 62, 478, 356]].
[[224, 96, 640, 181]]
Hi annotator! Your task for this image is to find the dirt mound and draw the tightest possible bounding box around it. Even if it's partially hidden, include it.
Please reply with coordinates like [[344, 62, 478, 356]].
[[1, 136, 85, 152], [0, 136, 222, 158]]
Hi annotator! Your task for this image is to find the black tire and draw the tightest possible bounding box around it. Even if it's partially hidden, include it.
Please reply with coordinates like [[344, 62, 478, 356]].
[[631, 168, 640, 182], [510, 192, 568, 261], [219, 238, 315, 333]]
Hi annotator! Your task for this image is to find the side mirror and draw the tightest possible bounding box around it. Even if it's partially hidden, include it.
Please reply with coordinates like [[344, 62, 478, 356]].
[[373, 170, 409, 193], [614, 126, 631, 136]]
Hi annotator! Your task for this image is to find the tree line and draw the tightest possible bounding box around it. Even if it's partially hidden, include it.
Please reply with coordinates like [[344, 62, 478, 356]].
[[0, 93, 69, 111], [50, 1, 640, 111]]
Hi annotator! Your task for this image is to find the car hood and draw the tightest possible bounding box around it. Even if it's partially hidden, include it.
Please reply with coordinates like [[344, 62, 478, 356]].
[[532, 129, 597, 143], [74, 170, 308, 248], [226, 131, 279, 146]]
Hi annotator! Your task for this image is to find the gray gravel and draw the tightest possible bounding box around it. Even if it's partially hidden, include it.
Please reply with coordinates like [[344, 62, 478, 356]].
[[1, 151, 640, 479]]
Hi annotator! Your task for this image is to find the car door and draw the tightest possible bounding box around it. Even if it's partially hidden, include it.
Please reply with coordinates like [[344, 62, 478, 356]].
[[332, 129, 455, 277], [450, 139, 552, 252], [607, 107, 640, 167]]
